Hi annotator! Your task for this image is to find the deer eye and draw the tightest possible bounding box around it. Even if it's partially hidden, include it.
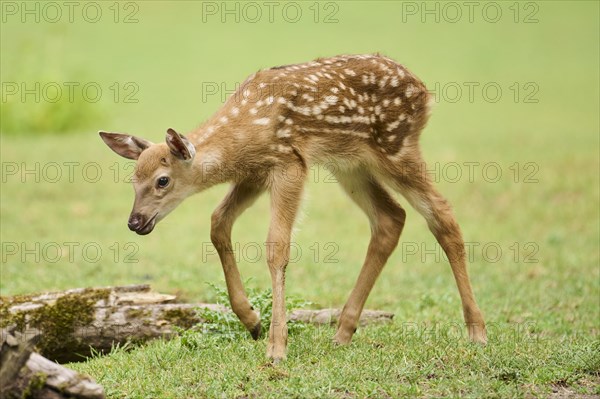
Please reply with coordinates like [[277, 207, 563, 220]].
[[157, 176, 170, 188]]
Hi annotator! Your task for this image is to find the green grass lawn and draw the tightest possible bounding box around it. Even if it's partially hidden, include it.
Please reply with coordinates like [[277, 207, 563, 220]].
[[1, 1, 599, 398]]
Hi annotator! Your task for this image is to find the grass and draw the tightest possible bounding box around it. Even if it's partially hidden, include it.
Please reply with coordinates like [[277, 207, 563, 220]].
[[1, 1, 599, 398], [73, 326, 599, 398], [68, 283, 599, 398]]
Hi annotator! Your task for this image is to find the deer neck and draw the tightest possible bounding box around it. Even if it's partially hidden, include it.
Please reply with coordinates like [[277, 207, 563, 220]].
[[189, 124, 239, 190]]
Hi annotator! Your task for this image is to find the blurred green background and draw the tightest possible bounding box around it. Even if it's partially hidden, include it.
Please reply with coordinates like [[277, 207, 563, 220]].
[[1, 1, 598, 318]]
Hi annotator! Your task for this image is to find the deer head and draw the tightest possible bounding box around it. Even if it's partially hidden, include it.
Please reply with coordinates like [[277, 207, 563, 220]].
[[99, 128, 197, 235]]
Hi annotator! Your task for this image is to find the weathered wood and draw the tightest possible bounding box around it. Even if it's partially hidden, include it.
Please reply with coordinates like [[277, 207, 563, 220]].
[[1, 285, 394, 363], [0, 331, 104, 399]]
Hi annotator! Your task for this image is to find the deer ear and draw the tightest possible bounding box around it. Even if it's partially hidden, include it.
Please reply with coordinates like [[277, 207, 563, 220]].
[[99, 132, 153, 160], [166, 128, 196, 162]]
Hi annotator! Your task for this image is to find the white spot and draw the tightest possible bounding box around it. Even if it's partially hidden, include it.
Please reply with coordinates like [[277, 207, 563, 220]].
[[253, 118, 270, 125], [343, 98, 357, 109], [388, 134, 397, 142], [259, 82, 266, 88], [358, 106, 365, 114], [394, 97, 401, 106], [405, 84, 415, 98], [383, 99, 390, 107], [276, 128, 291, 138], [277, 115, 286, 122], [378, 62, 391, 72], [369, 73, 376, 84], [297, 126, 370, 139], [344, 68, 356, 76], [324, 95, 338, 105], [287, 102, 312, 116], [195, 125, 217, 144], [391, 76, 399, 87], [386, 120, 401, 131], [362, 75, 369, 84], [277, 97, 287, 104], [266, 96, 274, 105], [230, 107, 240, 117], [302, 94, 315, 102], [250, 108, 258, 115], [219, 116, 228, 124], [352, 115, 371, 124], [379, 76, 389, 88], [312, 106, 322, 115], [374, 105, 382, 115], [330, 87, 339, 94], [285, 118, 293, 125], [339, 106, 346, 113], [241, 99, 248, 106], [277, 144, 293, 153]]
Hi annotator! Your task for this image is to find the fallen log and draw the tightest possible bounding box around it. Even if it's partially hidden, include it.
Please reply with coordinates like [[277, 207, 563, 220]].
[[1, 285, 394, 363], [0, 330, 104, 399]]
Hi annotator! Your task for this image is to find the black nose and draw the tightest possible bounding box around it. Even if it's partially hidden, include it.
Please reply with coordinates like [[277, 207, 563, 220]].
[[128, 214, 142, 231]]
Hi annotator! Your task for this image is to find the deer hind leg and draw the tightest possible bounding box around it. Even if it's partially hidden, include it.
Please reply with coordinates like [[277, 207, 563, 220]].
[[265, 163, 306, 363], [333, 170, 406, 345], [211, 181, 265, 339], [392, 170, 487, 344]]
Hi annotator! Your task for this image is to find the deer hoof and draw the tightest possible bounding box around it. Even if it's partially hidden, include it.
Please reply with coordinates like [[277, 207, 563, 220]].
[[332, 331, 353, 346], [271, 356, 285, 366], [468, 324, 487, 345]]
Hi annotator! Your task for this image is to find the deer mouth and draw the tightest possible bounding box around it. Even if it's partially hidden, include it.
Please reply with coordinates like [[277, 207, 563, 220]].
[[135, 214, 157, 235]]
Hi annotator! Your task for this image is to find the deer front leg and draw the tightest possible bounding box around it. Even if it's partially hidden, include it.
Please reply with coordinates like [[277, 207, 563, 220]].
[[265, 165, 305, 363], [211, 182, 264, 339]]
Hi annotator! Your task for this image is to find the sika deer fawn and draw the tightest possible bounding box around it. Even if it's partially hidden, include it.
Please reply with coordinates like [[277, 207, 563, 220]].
[[100, 54, 486, 362]]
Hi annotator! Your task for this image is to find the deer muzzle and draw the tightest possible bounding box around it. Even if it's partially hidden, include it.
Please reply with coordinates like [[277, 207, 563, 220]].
[[128, 213, 157, 235]]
